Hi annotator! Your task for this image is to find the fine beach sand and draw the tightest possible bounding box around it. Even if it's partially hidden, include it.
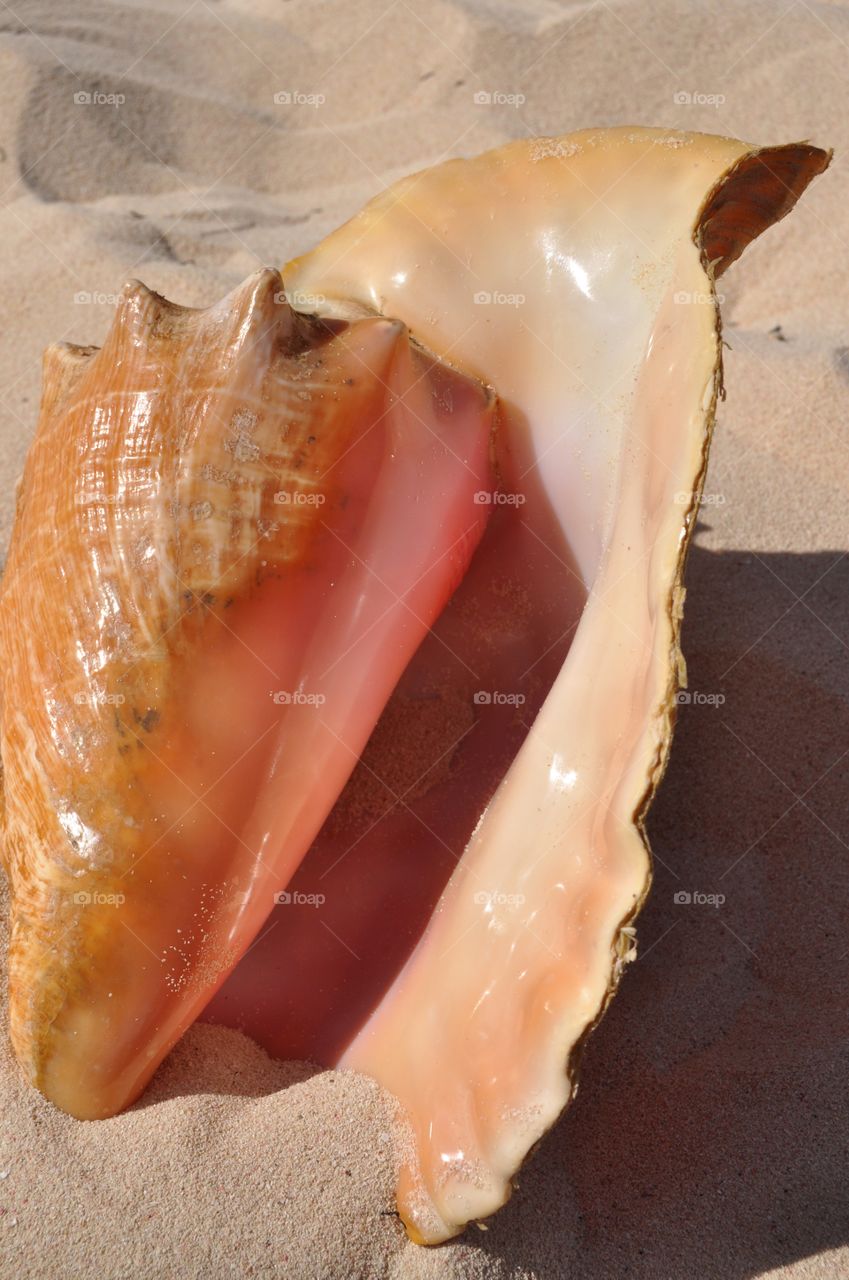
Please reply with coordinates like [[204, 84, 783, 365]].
[[0, 1, 847, 1276]]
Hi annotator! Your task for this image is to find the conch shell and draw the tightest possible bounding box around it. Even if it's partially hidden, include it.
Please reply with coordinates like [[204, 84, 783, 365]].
[[0, 127, 829, 1243], [0, 274, 495, 1116]]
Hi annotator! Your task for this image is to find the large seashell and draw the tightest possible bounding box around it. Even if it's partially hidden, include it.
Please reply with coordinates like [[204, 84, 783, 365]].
[[0, 269, 495, 1119], [0, 128, 829, 1243]]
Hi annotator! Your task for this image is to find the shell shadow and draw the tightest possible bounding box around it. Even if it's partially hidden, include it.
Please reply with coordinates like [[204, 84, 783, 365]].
[[471, 544, 849, 1279], [127, 1022, 322, 1109]]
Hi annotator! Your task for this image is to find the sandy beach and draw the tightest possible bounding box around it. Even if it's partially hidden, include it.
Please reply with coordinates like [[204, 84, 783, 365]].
[[0, 1, 846, 1276]]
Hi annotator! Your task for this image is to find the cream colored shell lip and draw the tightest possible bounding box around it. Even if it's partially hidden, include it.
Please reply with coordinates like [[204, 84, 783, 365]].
[[283, 127, 830, 1243], [0, 127, 830, 1247]]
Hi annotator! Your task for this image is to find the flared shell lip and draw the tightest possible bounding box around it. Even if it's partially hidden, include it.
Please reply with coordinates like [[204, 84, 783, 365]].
[[611, 136, 831, 999], [430, 131, 832, 1240]]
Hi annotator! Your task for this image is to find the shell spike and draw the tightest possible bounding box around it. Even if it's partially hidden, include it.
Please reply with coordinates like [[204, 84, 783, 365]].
[[39, 342, 97, 419], [211, 266, 297, 353]]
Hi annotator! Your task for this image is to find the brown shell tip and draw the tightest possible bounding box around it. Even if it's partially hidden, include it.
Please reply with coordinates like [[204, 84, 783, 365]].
[[698, 142, 831, 276]]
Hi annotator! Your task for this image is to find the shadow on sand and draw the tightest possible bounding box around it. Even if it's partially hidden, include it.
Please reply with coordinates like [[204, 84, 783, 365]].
[[471, 543, 849, 1278]]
